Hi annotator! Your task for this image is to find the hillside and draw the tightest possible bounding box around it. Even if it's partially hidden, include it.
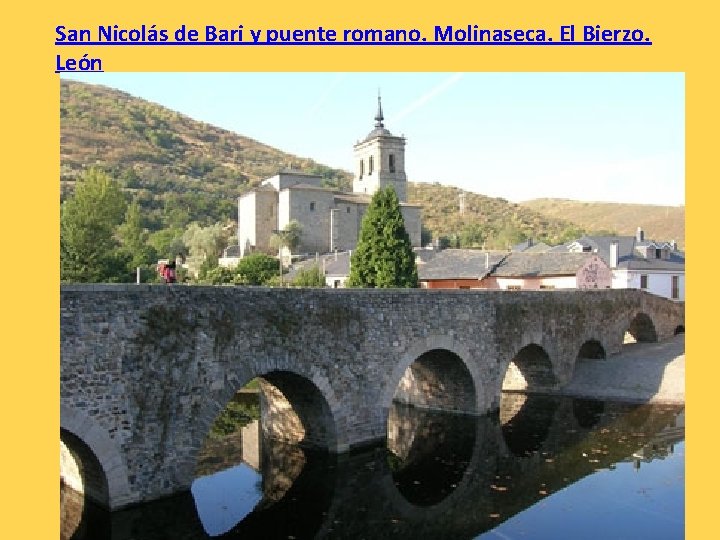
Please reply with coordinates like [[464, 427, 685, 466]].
[[60, 80, 351, 229], [407, 183, 587, 247], [60, 80, 671, 250], [520, 199, 685, 248]]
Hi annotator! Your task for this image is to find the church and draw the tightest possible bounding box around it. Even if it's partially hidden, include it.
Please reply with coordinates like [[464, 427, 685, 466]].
[[237, 96, 422, 258]]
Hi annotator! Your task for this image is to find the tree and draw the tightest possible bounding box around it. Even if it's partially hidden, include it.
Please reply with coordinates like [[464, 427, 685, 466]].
[[182, 222, 230, 261], [292, 265, 326, 287], [347, 187, 418, 288], [61, 168, 130, 282], [117, 199, 158, 271], [235, 253, 280, 285], [493, 222, 528, 250], [270, 220, 303, 254]]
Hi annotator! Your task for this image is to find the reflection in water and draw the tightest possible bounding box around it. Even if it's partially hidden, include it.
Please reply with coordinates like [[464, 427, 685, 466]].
[[388, 404, 476, 506], [573, 398, 605, 428], [62, 394, 684, 539], [191, 463, 262, 536], [501, 394, 558, 457]]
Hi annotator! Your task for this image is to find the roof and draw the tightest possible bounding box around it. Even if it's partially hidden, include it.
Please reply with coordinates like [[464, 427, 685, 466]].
[[282, 183, 335, 193], [334, 193, 372, 205], [357, 95, 405, 144], [491, 252, 601, 277], [562, 235, 685, 272], [286, 252, 351, 279], [512, 239, 552, 253], [333, 192, 421, 208], [417, 249, 508, 280]]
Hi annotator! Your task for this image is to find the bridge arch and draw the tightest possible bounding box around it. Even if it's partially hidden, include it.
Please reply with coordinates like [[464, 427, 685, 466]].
[[625, 312, 658, 343], [60, 404, 132, 510], [256, 370, 337, 449], [192, 360, 342, 459], [383, 337, 486, 417], [501, 343, 557, 394], [576, 339, 607, 361]]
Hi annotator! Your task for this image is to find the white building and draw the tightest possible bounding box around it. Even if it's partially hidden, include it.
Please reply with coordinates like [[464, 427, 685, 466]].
[[237, 97, 422, 258], [563, 227, 685, 301]]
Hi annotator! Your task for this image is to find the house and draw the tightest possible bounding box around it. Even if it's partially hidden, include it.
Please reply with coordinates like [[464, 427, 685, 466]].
[[479, 252, 612, 290], [417, 249, 611, 290], [417, 249, 508, 289], [237, 96, 422, 259], [284, 251, 352, 288], [560, 227, 685, 301]]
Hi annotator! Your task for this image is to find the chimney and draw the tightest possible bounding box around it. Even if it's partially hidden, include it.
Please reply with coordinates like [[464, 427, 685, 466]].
[[636, 227, 644, 242], [671, 240, 677, 251], [485, 252, 490, 269], [610, 241, 619, 269]]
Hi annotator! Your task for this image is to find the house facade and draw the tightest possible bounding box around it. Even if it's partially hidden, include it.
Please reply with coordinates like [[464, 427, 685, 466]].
[[478, 252, 612, 290], [563, 227, 685, 301], [237, 97, 422, 258], [417, 250, 612, 291]]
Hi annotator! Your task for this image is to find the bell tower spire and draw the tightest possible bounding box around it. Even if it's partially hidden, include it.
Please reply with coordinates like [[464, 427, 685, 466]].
[[374, 91, 384, 127], [353, 93, 408, 201]]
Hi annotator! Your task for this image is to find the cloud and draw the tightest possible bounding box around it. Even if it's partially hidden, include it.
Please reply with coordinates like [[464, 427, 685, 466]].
[[306, 73, 346, 118], [388, 73, 464, 123]]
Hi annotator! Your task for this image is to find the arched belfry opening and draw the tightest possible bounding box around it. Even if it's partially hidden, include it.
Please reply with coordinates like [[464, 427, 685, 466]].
[[391, 349, 477, 414], [502, 344, 556, 393], [625, 313, 658, 344]]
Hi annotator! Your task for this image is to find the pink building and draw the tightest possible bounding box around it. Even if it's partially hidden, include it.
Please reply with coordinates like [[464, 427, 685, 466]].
[[418, 250, 612, 290]]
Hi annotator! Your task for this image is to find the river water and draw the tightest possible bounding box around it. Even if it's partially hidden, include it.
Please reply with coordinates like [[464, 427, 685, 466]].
[[61, 394, 684, 539]]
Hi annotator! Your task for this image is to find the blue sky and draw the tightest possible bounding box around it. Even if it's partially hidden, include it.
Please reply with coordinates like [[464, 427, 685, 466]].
[[61, 72, 684, 206]]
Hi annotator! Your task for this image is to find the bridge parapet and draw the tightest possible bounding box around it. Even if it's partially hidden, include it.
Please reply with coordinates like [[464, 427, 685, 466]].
[[60, 285, 684, 508]]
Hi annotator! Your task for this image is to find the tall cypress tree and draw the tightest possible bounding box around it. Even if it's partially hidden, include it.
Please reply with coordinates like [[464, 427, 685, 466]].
[[347, 186, 418, 288]]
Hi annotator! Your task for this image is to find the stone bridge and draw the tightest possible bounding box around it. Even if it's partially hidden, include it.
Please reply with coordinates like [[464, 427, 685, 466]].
[[60, 285, 684, 509]]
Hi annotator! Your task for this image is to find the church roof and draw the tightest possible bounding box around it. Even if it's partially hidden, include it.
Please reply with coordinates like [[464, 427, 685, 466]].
[[359, 94, 403, 142]]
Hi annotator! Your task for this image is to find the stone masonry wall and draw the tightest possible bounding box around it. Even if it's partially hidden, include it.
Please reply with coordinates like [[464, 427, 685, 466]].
[[60, 285, 683, 508]]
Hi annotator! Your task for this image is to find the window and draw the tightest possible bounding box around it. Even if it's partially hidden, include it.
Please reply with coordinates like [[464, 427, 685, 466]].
[[507, 285, 522, 291], [359, 160, 364, 179], [389, 154, 395, 173], [310, 202, 316, 211], [539, 285, 556, 290], [369, 156, 374, 174], [640, 274, 648, 289], [346, 206, 351, 213], [655, 248, 662, 259], [672, 275, 679, 299]]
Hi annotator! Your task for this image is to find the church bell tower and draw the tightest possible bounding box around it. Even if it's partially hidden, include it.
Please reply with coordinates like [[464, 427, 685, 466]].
[[352, 94, 408, 201]]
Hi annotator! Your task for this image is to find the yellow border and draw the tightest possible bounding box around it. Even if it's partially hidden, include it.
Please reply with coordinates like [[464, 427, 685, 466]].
[[2, 1, 706, 537]]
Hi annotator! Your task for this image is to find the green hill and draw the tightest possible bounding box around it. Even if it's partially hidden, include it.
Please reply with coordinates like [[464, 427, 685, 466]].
[[520, 198, 685, 249], [60, 80, 351, 230], [60, 80, 679, 250], [407, 183, 588, 248]]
